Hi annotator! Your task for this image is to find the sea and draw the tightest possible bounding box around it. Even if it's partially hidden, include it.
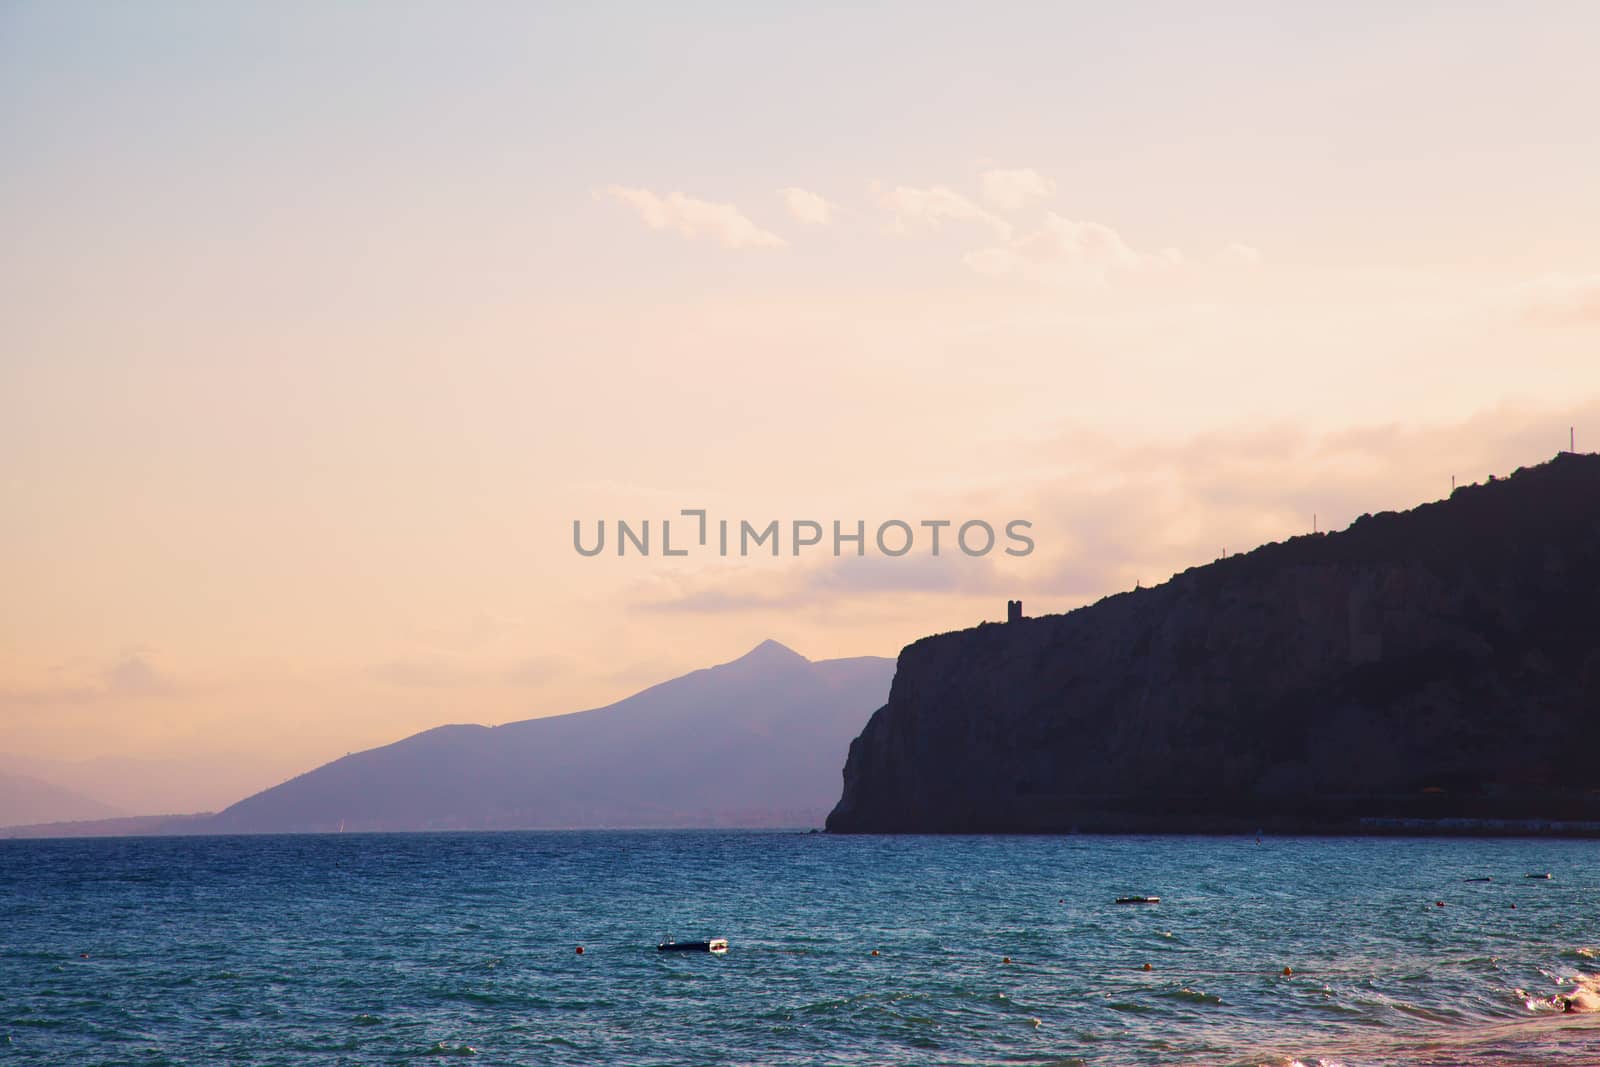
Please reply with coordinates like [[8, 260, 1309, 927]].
[[2, 832, 1596, 1066]]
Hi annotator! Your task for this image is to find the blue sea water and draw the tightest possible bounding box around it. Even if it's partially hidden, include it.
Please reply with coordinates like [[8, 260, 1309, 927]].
[[1, 832, 1596, 1066]]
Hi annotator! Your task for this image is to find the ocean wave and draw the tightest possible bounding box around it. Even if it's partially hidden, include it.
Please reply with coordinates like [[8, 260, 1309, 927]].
[[423, 1041, 479, 1056], [9, 831, 1600, 1066]]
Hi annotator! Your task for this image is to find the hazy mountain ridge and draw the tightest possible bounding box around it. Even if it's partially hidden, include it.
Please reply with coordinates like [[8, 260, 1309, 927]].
[[828, 452, 1600, 835], [0, 752, 279, 817], [0, 771, 125, 828], [202, 640, 893, 833]]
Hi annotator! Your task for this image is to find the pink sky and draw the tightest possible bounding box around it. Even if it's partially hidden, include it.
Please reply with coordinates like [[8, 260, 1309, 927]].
[[2, 3, 1597, 812]]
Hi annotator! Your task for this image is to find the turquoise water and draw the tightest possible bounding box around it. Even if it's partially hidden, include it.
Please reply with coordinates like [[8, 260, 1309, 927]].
[[1, 832, 1595, 1065]]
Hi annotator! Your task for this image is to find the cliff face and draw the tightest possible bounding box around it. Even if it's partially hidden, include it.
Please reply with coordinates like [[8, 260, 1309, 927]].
[[828, 453, 1600, 834]]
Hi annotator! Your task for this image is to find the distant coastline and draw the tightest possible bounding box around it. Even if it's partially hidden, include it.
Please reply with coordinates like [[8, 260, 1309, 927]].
[[1, 813, 214, 840]]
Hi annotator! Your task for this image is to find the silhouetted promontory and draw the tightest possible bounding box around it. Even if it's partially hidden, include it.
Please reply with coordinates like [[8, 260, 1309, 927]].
[[828, 452, 1600, 835]]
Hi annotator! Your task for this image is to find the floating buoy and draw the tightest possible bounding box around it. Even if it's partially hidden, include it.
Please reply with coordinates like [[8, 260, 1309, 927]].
[[79, 953, 88, 959], [1435, 900, 1446, 907], [575, 946, 584, 955], [1510, 904, 1518, 909], [1142, 963, 1152, 971], [870, 949, 880, 957], [1003, 957, 1012, 964], [1282, 966, 1293, 976]]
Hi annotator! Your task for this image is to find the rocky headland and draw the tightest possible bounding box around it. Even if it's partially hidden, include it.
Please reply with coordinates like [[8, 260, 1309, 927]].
[[828, 453, 1600, 835]]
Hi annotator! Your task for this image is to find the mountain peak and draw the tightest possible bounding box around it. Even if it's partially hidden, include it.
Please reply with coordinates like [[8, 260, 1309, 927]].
[[730, 639, 809, 666], [206, 638, 894, 833]]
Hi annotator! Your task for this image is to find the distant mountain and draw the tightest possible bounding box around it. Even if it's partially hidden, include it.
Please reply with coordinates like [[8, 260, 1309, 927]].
[[830, 452, 1600, 835], [1, 752, 283, 815], [210, 640, 894, 833], [0, 771, 124, 828]]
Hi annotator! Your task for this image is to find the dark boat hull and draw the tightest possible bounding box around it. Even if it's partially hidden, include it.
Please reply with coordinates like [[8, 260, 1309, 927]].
[[658, 939, 728, 953]]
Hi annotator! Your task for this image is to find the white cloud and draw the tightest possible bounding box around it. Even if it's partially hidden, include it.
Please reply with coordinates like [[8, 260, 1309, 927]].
[[778, 187, 831, 225], [964, 212, 1180, 285], [878, 183, 1012, 239], [628, 397, 1600, 618], [0, 654, 182, 707], [599, 185, 785, 249], [102, 655, 179, 698], [1516, 273, 1600, 325], [1214, 242, 1264, 267], [979, 168, 1056, 212]]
